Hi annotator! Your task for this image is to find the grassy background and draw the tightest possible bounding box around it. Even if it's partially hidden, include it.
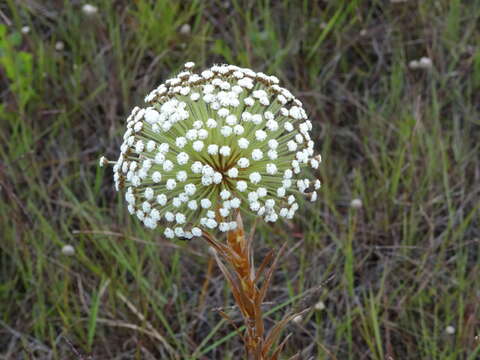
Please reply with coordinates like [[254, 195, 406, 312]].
[[1, 0, 480, 359]]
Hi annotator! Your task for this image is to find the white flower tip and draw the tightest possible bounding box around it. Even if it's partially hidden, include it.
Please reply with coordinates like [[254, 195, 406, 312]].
[[61, 244, 75, 256], [419, 56, 433, 69], [21, 26, 30, 34], [82, 4, 98, 16], [184, 61, 195, 69], [292, 315, 303, 323], [445, 326, 455, 334], [409, 60, 420, 69], [409, 57, 432, 70], [99, 156, 108, 167], [179, 24, 191, 35], [208, 246, 217, 256], [350, 198, 362, 209], [314, 301, 325, 311], [55, 41, 65, 51]]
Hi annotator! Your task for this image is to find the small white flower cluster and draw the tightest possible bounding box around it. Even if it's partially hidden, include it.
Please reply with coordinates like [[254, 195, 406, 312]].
[[409, 57, 433, 70], [82, 4, 98, 16], [111, 62, 321, 239]]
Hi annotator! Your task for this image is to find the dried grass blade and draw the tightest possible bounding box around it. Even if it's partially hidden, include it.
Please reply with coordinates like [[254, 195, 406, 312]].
[[217, 310, 246, 344], [270, 333, 292, 360], [254, 250, 275, 283], [202, 231, 230, 254], [253, 301, 264, 340], [116, 292, 179, 359], [213, 251, 255, 317], [262, 309, 308, 355], [258, 243, 287, 304]]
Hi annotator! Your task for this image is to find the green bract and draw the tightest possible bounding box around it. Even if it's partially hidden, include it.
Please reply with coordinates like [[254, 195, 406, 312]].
[[111, 62, 321, 239]]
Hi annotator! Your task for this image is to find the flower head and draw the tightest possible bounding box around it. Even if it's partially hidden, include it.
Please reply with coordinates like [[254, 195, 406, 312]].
[[110, 62, 321, 239]]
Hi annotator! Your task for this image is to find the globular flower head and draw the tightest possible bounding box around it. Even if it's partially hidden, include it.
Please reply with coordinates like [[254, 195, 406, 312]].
[[111, 62, 321, 239]]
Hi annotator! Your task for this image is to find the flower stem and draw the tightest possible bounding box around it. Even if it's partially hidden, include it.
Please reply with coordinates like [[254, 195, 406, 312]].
[[203, 214, 290, 360]]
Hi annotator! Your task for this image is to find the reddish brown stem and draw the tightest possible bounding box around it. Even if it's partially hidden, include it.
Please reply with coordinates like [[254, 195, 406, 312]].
[[203, 214, 293, 360]]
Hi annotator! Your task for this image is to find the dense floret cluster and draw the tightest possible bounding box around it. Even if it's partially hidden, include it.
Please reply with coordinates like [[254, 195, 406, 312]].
[[110, 62, 321, 239]]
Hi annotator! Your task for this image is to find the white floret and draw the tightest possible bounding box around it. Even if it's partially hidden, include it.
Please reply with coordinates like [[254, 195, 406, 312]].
[[152, 171, 162, 183], [220, 189, 231, 200], [163, 160, 174, 172], [255, 130, 267, 141], [230, 198, 241, 208], [172, 197, 182, 207], [201, 198, 212, 209], [142, 201, 151, 213], [166, 179, 177, 190], [208, 144, 219, 155], [237, 181, 248, 192], [219, 222, 229, 232], [206, 219, 217, 229], [233, 124, 244, 135], [257, 187, 267, 197], [177, 152, 189, 165], [154, 153, 165, 165], [251, 114, 262, 125], [251, 149, 263, 161], [244, 97, 254, 106], [249, 172, 261, 184], [164, 228, 174, 239], [176, 171, 187, 182], [219, 208, 230, 217], [238, 138, 249, 149], [219, 146, 231, 156], [164, 212, 174, 222], [188, 200, 198, 210], [206, 118, 217, 128], [266, 163, 277, 175], [198, 129, 208, 139], [176, 137, 187, 148], [268, 150, 278, 160], [213, 172, 223, 184], [144, 188, 154, 200], [176, 213, 186, 224], [237, 158, 250, 168], [193, 140, 204, 152], [192, 227, 202, 237], [146, 140, 156, 152], [226, 114, 237, 125], [157, 194, 167, 205], [221, 126, 233, 137]]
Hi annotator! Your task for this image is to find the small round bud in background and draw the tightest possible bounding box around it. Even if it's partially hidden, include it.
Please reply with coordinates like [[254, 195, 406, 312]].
[[409, 60, 420, 70], [82, 4, 98, 16], [350, 198, 362, 209], [418, 57, 433, 70], [292, 315, 303, 323], [445, 326, 455, 335], [61, 244, 75, 256], [55, 41, 65, 51], [179, 23, 191, 35], [314, 301, 326, 311]]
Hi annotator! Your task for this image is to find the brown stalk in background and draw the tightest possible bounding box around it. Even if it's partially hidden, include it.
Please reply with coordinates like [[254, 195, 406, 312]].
[[203, 213, 304, 360]]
